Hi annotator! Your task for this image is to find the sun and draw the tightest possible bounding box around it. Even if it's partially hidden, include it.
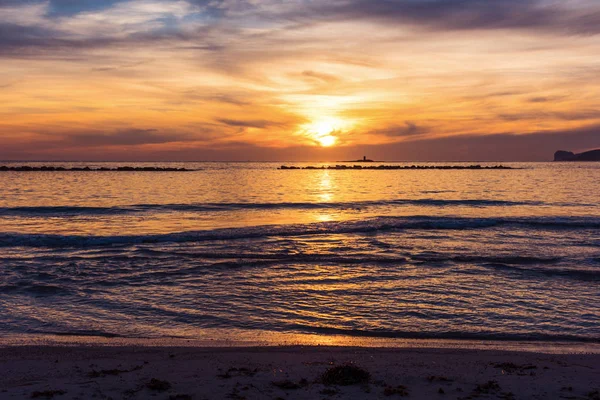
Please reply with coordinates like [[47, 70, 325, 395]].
[[317, 135, 337, 147], [301, 117, 349, 147]]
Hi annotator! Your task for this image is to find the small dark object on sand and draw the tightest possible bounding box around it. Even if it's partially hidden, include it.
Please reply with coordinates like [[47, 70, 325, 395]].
[[88, 365, 142, 378], [218, 367, 258, 379], [147, 378, 172, 392], [383, 385, 409, 396], [588, 390, 600, 400], [427, 375, 453, 383], [475, 381, 501, 394], [226, 387, 246, 400], [31, 390, 66, 398], [438, 388, 445, 394], [272, 380, 302, 390], [320, 364, 371, 386], [169, 395, 192, 400], [492, 362, 537, 375]]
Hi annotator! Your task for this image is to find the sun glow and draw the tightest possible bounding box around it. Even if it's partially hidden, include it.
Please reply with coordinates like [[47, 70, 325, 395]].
[[317, 135, 337, 147], [302, 117, 350, 147]]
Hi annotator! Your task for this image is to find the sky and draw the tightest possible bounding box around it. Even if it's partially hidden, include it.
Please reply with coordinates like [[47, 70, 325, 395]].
[[1, 0, 599, 161]]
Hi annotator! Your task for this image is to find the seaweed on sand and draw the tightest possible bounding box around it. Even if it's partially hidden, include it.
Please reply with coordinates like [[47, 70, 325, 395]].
[[88, 365, 143, 378], [474, 380, 501, 394], [217, 367, 258, 379], [169, 395, 192, 400], [30, 390, 66, 399], [492, 362, 537, 375], [146, 378, 172, 392], [383, 385, 409, 396], [427, 375, 453, 383], [320, 364, 371, 386], [271, 380, 302, 390]]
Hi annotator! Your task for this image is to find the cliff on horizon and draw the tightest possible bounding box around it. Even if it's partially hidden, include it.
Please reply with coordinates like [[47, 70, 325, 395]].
[[554, 149, 600, 161]]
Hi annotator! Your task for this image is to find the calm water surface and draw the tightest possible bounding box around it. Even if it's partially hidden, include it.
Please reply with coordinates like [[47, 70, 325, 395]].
[[0, 162, 598, 341]]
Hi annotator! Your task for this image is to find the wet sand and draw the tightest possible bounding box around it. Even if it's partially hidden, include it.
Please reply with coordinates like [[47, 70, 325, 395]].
[[1, 339, 598, 399]]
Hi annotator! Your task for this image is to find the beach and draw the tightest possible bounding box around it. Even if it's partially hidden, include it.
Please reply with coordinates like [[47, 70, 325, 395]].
[[1, 338, 599, 400]]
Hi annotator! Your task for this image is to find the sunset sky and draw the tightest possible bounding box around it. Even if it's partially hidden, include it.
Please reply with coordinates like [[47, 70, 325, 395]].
[[1, 0, 599, 161]]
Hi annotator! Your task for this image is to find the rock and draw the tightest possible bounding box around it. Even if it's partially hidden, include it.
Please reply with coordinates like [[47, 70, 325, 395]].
[[554, 149, 600, 161], [554, 150, 576, 161]]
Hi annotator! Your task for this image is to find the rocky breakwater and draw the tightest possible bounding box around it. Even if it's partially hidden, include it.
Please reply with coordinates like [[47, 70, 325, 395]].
[[0, 166, 196, 171], [279, 164, 514, 170]]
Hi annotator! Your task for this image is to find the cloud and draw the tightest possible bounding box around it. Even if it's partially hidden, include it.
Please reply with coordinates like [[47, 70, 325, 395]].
[[373, 121, 430, 138], [63, 128, 198, 146], [301, 70, 340, 84], [498, 110, 600, 122], [91, 59, 153, 72], [287, 0, 600, 35], [0, 0, 202, 56], [2, 0, 600, 58], [216, 118, 281, 129], [0, 22, 108, 56], [206, 94, 250, 106], [527, 96, 565, 103]]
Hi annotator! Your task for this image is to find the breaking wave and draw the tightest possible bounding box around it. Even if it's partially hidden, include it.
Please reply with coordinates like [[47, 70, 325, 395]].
[[0, 199, 542, 216], [1, 215, 599, 248]]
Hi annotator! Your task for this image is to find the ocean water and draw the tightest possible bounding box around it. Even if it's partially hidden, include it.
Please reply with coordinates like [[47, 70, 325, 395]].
[[0, 161, 599, 342]]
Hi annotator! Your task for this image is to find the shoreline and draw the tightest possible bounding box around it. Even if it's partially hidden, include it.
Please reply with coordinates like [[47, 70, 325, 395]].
[[1, 342, 598, 399], [2, 333, 600, 354]]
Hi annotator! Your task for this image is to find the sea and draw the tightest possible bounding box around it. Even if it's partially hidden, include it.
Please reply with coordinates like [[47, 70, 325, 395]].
[[0, 161, 599, 344]]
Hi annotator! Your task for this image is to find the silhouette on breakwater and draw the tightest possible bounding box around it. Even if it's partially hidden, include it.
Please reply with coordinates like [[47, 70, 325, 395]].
[[279, 164, 514, 170], [0, 166, 195, 172], [342, 156, 375, 162]]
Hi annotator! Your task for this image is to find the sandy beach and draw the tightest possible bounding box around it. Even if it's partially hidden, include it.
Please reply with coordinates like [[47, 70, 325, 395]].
[[1, 338, 598, 400]]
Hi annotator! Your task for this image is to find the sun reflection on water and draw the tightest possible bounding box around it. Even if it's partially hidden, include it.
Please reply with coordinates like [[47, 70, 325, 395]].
[[316, 171, 335, 221]]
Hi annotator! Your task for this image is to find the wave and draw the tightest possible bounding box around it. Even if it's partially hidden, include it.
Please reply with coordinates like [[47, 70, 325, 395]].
[[0, 198, 541, 216], [0, 283, 72, 296], [477, 263, 600, 281], [287, 325, 600, 343], [1, 216, 599, 248], [21, 326, 598, 343], [25, 329, 124, 338], [412, 254, 562, 265]]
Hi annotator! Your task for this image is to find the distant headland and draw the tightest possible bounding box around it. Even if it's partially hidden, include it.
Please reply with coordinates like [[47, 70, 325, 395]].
[[554, 149, 600, 161]]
